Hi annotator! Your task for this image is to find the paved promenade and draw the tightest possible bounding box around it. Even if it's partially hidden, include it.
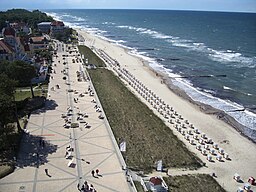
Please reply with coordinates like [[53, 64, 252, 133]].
[[0, 42, 132, 192]]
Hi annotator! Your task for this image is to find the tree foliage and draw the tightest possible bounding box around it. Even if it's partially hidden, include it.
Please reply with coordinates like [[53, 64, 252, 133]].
[[54, 28, 73, 43], [0, 9, 54, 30], [0, 74, 17, 128], [0, 60, 36, 86]]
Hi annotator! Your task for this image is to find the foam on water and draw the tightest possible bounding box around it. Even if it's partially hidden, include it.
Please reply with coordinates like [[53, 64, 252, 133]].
[[167, 38, 255, 67], [102, 22, 116, 25], [116, 24, 255, 67], [120, 40, 256, 134], [171, 77, 256, 129], [117, 25, 173, 39], [223, 86, 233, 90], [85, 22, 255, 69]]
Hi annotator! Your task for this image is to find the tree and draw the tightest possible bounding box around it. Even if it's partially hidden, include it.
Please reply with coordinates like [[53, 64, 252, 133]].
[[0, 9, 54, 30], [0, 73, 16, 96], [0, 74, 17, 131], [4, 60, 36, 86]]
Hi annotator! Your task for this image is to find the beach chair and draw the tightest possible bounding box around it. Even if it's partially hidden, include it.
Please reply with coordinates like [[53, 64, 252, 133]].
[[65, 151, 73, 159], [68, 159, 76, 168]]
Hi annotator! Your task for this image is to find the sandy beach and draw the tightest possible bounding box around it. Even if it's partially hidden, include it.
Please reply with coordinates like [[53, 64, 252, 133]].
[[76, 28, 256, 191]]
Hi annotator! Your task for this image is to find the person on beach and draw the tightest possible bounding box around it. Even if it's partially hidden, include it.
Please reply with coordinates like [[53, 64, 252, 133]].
[[91, 170, 95, 177]]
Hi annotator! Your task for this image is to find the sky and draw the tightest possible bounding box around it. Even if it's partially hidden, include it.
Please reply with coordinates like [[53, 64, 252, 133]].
[[1, 0, 256, 13]]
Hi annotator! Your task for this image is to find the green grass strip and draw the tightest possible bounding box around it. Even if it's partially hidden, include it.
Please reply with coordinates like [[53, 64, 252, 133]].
[[78, 45, 105, 67], [165, 174, 226, 192], [89, 68, 202, 172]]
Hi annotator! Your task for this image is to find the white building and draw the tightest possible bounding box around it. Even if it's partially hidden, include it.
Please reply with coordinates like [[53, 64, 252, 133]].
[[37, 22, 51, 33]]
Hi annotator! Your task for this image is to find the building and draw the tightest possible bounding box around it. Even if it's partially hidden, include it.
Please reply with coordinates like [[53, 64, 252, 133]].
[[37, 22, 51, 33], [29, 36, 48, 51], [2, 24, 16, 48], [10, 22, 30, 35], [147, 176, 168, 192], [50, 21, 65, 35], [0, 39, 15, 61], [1, 23, 28, 61]]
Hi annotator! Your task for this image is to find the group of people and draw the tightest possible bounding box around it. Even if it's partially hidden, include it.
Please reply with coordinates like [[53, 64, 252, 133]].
[[77, 181, 97, 192], [77, 169, 101, 192], [50, 84, 60, 91]]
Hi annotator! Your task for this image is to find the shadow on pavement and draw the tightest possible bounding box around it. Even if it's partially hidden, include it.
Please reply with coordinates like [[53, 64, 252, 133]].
[[31, 99, 58, 114], [16, 132, 57, 168]]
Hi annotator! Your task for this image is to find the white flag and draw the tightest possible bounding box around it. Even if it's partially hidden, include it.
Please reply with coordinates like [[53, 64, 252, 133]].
[[120, 141, 126, 152], [157, 160, 162, 171]]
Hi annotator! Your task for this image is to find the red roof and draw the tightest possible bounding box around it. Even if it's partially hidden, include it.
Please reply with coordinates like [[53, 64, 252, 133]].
[[149, 177, 163, 186], [51, 21, 64, 26], [3, 26, 16, 36], [30, 36, 46, 43]]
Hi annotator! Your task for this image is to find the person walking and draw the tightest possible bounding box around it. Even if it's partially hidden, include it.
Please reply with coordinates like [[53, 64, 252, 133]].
[[91, 170, 95, 177], [95, 169, 99, 176]]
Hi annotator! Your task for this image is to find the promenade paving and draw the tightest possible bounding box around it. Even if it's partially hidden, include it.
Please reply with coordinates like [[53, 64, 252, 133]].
[[0, 42, 132, 192]]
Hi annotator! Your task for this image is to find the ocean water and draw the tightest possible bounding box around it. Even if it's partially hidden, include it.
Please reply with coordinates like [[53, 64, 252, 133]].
[[45, 9, 256, 141]]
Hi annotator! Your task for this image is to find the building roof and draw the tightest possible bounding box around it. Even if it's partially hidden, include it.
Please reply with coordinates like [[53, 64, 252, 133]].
[[19, 36, 30, 52], [0, 40, 14, 54], [51, 21, 64, 26], [30, 36, 47, 43], [3, 26, 16, 36], [149, 177, 163, 186], [38, 22, 52, 26]]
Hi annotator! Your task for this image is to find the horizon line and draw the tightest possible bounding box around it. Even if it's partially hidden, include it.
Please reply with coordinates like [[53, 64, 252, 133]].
[[1, 8, 256, 14]]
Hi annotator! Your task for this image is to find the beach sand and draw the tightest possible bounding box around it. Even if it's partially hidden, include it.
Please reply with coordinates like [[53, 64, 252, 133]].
[[77, 29, 256, 192]]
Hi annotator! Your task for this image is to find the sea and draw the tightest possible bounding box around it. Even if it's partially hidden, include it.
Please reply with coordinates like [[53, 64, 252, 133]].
[[45, 9, 256, 142]]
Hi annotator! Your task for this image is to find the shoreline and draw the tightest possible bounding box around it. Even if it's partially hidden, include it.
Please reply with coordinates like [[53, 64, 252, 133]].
[[76, 28, 256, 192], [122, 43, 255, 144], [77, 27, 255, 144], [160, 71, 254, 144], [89, 31, 256, 143]]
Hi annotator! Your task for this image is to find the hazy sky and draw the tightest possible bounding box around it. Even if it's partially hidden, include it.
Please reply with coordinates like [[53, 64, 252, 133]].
[[1, 0, 256, 13]]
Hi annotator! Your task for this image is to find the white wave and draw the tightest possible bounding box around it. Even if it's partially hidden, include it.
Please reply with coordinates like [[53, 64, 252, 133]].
[[45, 12, 62, 21], [59, 13, 86, 22], [223, 86, 233, 90], [170, 77, 256, 130], [172, 42, 193, 48], [208, 49, 255, 67], [117, 25, 173, 40], [166, 36, 256, 67], [117, 25, 138, 30], [102, 22, 116, 25], [203, 89, 216, 95], [135, 27, 147, 32]]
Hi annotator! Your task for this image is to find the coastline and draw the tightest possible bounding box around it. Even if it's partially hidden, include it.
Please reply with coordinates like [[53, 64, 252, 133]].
[[76, 28, 256, 192], [163, 74, 254, 143], [123, 43, 254, 144], [45, 10, 256, 140]]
